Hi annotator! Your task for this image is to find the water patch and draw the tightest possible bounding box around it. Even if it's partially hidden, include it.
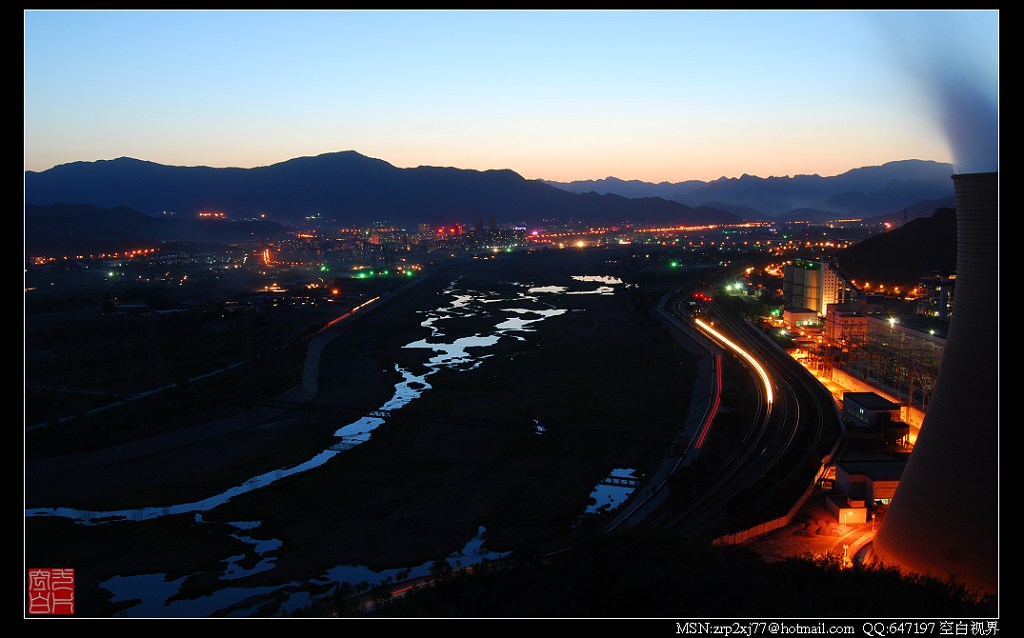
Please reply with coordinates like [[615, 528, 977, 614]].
[[567, 286, 616, 295], [584, 468, 639, 514], [280, 525, 508, 616], [101, 526, 507, 617], [571, 275, 624, 285], [495, 307, 567, 333], [227, 520, 261, 531], [220, 520, 282, 581], [333, 364, 430, 443], [566, 275, 624, 296], [403, 334, 501, 370], [26, 448, 342, 525], [101, 572, 291, 618], [528, 285, 569, 294]]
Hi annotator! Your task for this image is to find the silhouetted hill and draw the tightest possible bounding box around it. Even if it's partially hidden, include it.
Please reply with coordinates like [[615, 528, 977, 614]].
[[699, 200, 771, 221], [25, 152, 740, 228], [25, 203, 290, 255], [344, 529, 994, 618], [835, 206, 957, 286], [548, 160, 955, 219], [862, 195, 957, 226]]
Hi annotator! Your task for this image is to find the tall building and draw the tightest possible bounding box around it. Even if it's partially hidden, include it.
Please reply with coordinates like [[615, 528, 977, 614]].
[[917, 271, 957, 321], [821, 257, 853, 312], [783, 257, 854, 317], [783, 259, 821, 314]]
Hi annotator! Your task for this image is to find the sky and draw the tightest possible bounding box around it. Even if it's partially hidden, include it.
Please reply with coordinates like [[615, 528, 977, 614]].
[[23, 10, 998, 183]]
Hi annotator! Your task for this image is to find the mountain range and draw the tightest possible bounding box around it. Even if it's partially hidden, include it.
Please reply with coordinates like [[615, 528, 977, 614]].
[[24, 151, 740, 229], [25, 152, 957, 231], [546, 159, 956, 220]]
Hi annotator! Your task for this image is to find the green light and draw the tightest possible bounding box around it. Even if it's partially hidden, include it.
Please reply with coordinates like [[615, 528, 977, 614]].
[[382, 270, 389, 276], [320, 265, 329, 272], [670, 261, 679, 268], [405, 270, 414, 276], [356, 272, 367, 279], [505, 247, 512, 253]]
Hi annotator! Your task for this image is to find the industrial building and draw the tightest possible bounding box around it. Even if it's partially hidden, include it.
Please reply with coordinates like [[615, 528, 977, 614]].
[[812, 304, 946, 416], [782, 307, 819, 331], [782, 257, 855, 317], [825, 494, 868, 527], [835, 460, 905, 505], [841, 392, 901, 428]]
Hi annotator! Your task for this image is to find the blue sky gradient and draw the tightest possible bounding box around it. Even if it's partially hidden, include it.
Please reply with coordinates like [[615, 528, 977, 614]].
[[24, 10, 998, 182]]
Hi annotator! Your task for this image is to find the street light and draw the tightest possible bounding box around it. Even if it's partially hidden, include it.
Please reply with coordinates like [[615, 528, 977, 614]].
[[842, 511, 848, 535]]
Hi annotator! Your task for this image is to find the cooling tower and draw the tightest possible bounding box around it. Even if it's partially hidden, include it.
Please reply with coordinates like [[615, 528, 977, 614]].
[[868, 171, 998, 595]]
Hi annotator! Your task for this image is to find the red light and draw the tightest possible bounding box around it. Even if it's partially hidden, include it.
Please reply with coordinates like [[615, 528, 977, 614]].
[[331, 288, 340, 295]]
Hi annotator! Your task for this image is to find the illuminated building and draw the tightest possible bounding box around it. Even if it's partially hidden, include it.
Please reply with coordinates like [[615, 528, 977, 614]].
[[821, 257, 854, 312], [783, 258, 821, 314], [783, 257, 854, 317], [782, 307, 819, 331], [835, 460, 905, 506], [917, 271, 956, 321]]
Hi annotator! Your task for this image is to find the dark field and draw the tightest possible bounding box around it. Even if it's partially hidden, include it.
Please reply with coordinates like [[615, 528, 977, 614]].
[[25, 247, 699, 616]]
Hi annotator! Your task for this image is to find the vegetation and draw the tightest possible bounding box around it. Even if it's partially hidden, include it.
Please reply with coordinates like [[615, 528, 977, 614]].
[[26, 308, 309, 456], [338, 529, 995, 618]]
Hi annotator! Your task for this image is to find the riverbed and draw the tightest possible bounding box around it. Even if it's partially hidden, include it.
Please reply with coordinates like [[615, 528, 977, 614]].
[[25, 248, 695, 617]]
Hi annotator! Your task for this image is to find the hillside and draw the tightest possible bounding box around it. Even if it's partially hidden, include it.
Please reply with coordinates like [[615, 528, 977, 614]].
[[836, 206, 957, 286], [25, 203, 290, 255]]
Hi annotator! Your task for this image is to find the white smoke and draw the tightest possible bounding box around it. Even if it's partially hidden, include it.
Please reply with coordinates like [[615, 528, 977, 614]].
[[870, 11, 998, 173]]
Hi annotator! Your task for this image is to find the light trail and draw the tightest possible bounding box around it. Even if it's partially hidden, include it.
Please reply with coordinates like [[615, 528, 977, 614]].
[[694, 317, 773, 405], [694, 354, 722, 450], [315, 296, 381, 335]]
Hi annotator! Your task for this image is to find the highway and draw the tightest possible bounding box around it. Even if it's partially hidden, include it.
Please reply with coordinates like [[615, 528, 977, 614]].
[[642, 296, 841, 539]]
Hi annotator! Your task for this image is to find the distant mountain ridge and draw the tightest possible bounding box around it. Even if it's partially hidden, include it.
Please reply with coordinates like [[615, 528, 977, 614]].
[[546, 159, 956, 220], [24, 151, 740, 228]]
